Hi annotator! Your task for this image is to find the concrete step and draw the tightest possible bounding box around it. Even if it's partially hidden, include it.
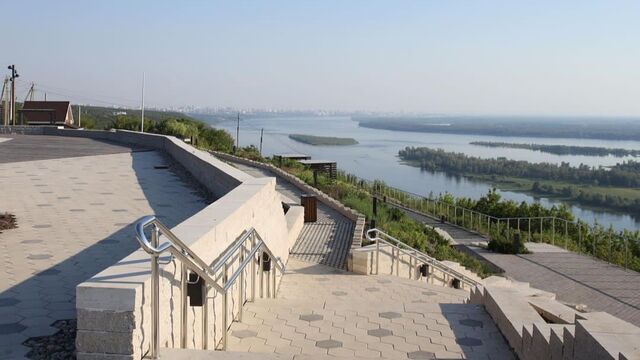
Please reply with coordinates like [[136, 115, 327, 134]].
[[224, 258, 515, 359], [161, 347, 406, 360]]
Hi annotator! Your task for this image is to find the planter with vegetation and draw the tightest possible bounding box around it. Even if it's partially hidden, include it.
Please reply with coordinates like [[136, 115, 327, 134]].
[[487, 231, 529, 254]]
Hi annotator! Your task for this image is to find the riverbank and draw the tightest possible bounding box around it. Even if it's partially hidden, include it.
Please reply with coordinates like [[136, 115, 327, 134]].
[[465, 174, 640, 215], [398, 146, 640, 215]]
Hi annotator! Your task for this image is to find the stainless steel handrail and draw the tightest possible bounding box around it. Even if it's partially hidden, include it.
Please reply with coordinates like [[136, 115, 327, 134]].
[[366, 228, 480, 288], [135, 216, 285, 359]]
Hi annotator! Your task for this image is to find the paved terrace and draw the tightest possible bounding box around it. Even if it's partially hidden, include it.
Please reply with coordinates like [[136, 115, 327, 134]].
[[399, 206, 640, 327], [0, 135, 208, 359], [225, 161, 354, 269]]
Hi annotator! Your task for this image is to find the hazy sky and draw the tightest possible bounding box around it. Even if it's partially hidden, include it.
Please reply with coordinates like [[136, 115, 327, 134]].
[[3, 1, 640, 115]]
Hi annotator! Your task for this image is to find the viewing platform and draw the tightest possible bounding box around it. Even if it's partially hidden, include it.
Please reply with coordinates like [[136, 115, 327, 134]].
[[0, 127, 637, 360]]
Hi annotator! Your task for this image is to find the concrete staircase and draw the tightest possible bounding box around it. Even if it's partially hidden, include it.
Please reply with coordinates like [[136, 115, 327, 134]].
[[221, 258, 514, 359]]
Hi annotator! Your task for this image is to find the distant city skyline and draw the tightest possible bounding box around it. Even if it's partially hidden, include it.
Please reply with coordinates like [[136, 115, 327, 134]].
[[3, 1, 640, 116]]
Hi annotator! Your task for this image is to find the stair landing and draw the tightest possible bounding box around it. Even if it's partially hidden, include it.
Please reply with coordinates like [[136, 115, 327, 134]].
[[226, 259, 514, 359]]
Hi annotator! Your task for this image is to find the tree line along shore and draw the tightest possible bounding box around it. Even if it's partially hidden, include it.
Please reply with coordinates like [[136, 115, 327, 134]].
[[355, 116, 640, 141], [398, 146, 640, 214], [470, 141, 640, 157]]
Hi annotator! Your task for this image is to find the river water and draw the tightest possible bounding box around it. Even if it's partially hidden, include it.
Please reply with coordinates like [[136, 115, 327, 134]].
[[204, 115, 640, 232]]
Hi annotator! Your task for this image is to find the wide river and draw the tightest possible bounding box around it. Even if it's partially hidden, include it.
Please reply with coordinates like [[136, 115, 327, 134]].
[[205, 115, 640, 232]]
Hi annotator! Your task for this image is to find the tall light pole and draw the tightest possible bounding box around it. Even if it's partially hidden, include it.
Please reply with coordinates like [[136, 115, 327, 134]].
[[7, 65, 18, 126], [235, 112, 240, 152], [140, 73, 145, 132]]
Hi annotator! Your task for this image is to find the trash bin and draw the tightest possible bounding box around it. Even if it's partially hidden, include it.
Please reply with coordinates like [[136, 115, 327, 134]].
[[301, 194, 317, 222]]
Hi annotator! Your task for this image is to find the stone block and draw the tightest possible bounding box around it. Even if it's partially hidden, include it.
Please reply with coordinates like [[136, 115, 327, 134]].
[[574, 312, 640, 360], [77, 308, 136, 332], [562, 326, 575, 360], [76, 329, 141, 357], [549, 324, 568, 360]]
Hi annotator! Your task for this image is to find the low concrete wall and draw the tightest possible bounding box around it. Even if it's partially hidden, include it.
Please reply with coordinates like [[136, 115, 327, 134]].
[[0, 125, 47, 135], [31, 129, 303, 359], [41, 128, 251, 199]]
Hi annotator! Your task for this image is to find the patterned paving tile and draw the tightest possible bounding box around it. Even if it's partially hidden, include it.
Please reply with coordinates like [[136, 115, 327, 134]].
[[0, 146, 207, 356], [407, 350, 435, 359], [315, 339, 342, 349], [227, 259, 514, 359]]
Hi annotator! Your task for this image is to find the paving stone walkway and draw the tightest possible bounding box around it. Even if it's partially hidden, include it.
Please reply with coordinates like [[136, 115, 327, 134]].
[[227, 258, 514, 359], [395, 205, 640, 327], [0, 138, 207, 359], [225, 162, 354, 269]]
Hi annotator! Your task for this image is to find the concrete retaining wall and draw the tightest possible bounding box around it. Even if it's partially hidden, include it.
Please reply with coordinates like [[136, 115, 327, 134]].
[[32, 129, 303, 359], [211, 151, 366, 249]]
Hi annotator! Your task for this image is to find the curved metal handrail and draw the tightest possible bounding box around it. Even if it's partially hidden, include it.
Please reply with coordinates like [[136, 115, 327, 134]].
[[366, 228, 480, 288], [134, 216, 286, 358], [135, 215, 222, 292]]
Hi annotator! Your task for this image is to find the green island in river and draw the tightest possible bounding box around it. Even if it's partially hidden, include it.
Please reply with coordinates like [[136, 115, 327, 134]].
[[289, 134, 358, 146], [398, 146, 640, 214]]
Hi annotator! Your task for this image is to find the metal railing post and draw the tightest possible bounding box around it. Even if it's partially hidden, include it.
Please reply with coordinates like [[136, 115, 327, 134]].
[[578, 224, 582, 251], [390, 247, 395, 275], [272, 265, 277, 298], [395, 247, 399, 276], [376, 237, 380, 275], [540, 218, 543, 243], [259, 251, 264, 298], [150, 226, 160, 359], [528, 218, 531, 242], [221, 287, 228, 350], [180, 263, 188, 348], [552, 218, 555, 245], [564, 221, 568, 249], [250, 234, 256, 302], [238, 244, 244, 321], [608, 231, 612, 263], [202, 285, 208, 350], [624, 236, 628, 270]]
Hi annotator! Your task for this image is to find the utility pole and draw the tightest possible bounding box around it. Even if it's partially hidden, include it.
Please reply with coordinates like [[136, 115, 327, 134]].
[[0, 77, 8, 125], [24, 83, 34, 102], [28, 83, 34, 101], [235, 112, 240, 151], [7, 65, 19, 126], [259, 128, 264, 156], [78, 105, 82, 128], [140, 73, 145, 132]]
